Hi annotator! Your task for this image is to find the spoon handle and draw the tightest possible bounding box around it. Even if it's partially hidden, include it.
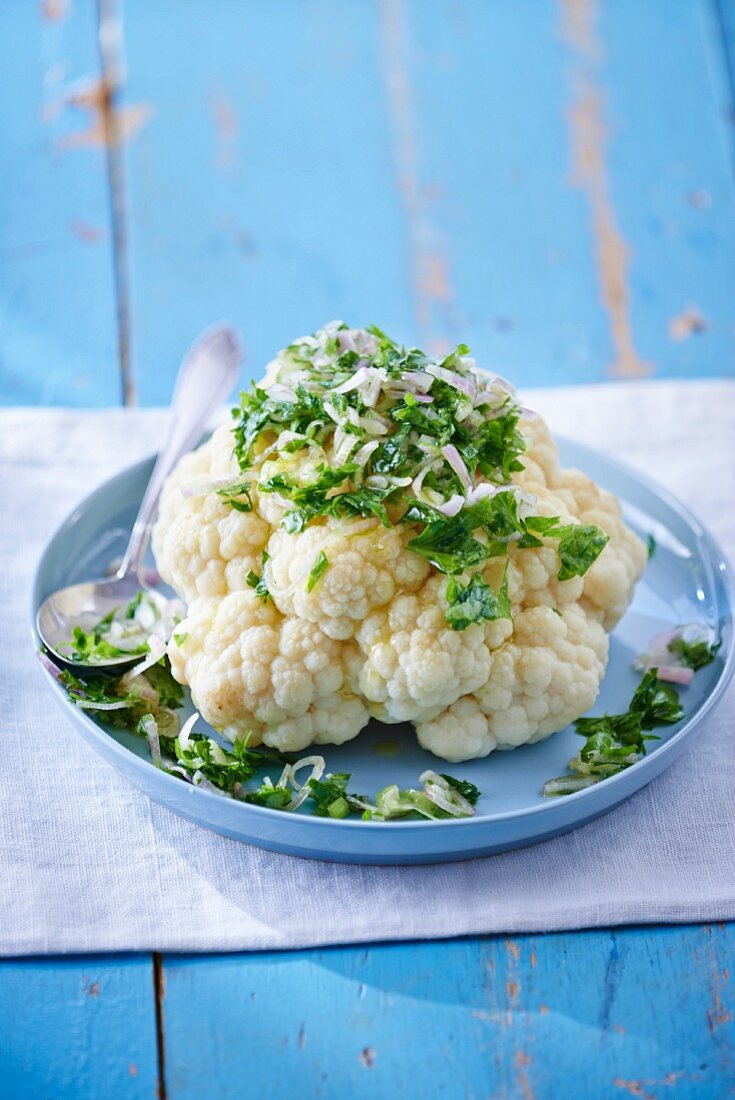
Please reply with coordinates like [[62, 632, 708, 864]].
[[117, 325, 243, 580]]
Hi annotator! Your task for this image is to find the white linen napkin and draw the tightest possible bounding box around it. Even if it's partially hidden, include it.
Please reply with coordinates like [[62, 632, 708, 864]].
[[1, 380, 733, 956]]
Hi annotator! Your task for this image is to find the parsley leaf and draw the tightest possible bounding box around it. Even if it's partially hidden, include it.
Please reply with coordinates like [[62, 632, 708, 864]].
[[444, 570, 511, 631], [306, 551, 329, 592], [543, 670, 683, 797], [440, 774, 481, 805], [556, 524, 610, 581], [667, 635, 720, 672], [247, 551, 271, 602], [216, 481, 253, 513], [405, 507, 492, 574]]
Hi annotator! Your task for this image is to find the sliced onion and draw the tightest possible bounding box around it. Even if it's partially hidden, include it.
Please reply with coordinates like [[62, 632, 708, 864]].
[[140, 714, 162, 766], [411, 460, 440, 499], [127, 634, 167, 679], [473, 391, 504, 409], [426, 363, 476, 400], [399, 370, 434, 393], [411, 393, 434, 405], [465, 482, 512, 506], [284, 755, 326, 811], [337, 330, 357, 353], [334, 365, 371, 395], [647, 629, 681, 653], [363, 370, 385, 407], [542, 775, 601, 797], [358, 415, 389, 436], [333, 425, 357, 466], [353, 440, 380, 468], [441, 444, 472, 491], [364, 475, 388, 490], [656, 665, 695, 685], [323, 401, 342, 425], [265, 383, 297, 402], [420, 770, 476, 816], [435, 494, 465, 517], [168, 765, 195, 783], [76, 699, 133, 712], [422, 785, 468, 816], [119, 672, 159, 705], [178, 712, 199, 752]]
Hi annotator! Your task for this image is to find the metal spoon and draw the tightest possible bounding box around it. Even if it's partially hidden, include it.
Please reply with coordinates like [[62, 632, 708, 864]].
[[37, 325, 242, 670]]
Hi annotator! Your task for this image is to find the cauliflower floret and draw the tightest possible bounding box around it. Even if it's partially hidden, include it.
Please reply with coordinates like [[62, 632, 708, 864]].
[[169, 591, 369, 749], [153, 334, 646, 764], [418, 604, 607, 761], [354, 574, 513, 724], [153, 426, 269, 601], [266, 521, 430, 640]]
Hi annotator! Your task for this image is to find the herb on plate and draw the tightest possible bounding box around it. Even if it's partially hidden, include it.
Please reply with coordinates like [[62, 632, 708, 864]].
[[542, 670, 684, 797], [635, 623, 720, 684], [43, 651, 482, 822]]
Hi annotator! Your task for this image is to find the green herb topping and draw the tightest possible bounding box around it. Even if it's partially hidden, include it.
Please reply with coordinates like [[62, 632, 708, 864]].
[[542, 669, 684, 797], [227, 323, 609, 625]]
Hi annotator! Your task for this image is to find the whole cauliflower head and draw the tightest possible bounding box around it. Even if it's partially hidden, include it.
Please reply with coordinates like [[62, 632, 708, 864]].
[[153, 323, 646, 761]]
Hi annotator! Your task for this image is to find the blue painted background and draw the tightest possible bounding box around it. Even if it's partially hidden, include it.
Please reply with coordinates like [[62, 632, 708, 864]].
[[1, 1, 734, 1096]]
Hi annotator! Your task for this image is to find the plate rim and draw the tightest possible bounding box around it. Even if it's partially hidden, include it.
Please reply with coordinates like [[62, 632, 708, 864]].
[[31, 435, 735, 835]]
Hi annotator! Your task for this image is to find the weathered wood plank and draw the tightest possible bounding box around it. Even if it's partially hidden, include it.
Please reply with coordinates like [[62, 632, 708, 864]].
[[159, 924, 733, 1099], [717, 0, 735, 109], [0, 955, 158, 1099], [402, 0, 735, 385], [117, 0, 411, 404], [117, 0, 735, 405], [0, 0, 120, 406]]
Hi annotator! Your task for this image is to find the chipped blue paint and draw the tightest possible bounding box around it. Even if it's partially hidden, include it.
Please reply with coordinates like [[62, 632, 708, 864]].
[[0, 955, 157, 1099], [0, 0, 120, 406], [157, 926, 734, 1099]]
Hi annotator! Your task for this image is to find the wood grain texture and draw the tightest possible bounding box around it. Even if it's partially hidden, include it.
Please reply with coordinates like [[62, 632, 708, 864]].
[[717, 0, 735, 106], [117, 0, 410, 404], [115, 0, 735, 404], [158, 924, 734, 1099], [0, 955, 158, 1099], [0, 0, 120, 406]]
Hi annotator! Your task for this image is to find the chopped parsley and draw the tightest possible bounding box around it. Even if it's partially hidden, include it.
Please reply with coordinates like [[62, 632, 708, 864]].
[[51, 652, 482, 822], [647, 534, 656, 559], [667, 634, 720, 671], [216, 481, 252, 512], [444, 570, 511, 631], [306, 550, 329, 593], [542, 670, 684, 797], [227, 322, 609, 621], [63, 614, 149, 664], [58, 591, 170, 665], [246, 551, 271, 602]]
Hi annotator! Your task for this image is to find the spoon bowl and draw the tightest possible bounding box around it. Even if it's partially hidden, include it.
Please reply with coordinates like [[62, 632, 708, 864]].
[[36, 324, 242, 672], [36, 575, 170, 670]]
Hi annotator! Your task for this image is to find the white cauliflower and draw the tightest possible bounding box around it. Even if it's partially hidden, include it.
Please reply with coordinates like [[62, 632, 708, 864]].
[[154, 323, 646, 762]]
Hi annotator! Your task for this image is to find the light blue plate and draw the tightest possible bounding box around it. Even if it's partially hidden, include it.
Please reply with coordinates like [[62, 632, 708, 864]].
[[32, 440, 734, 864]]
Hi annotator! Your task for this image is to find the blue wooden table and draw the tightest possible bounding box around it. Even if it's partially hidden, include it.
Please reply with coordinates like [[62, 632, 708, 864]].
[[2, 2, 734, 1096]]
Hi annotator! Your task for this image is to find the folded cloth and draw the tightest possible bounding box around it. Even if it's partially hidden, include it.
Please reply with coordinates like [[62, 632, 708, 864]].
[[1, 380, 733, 955]]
